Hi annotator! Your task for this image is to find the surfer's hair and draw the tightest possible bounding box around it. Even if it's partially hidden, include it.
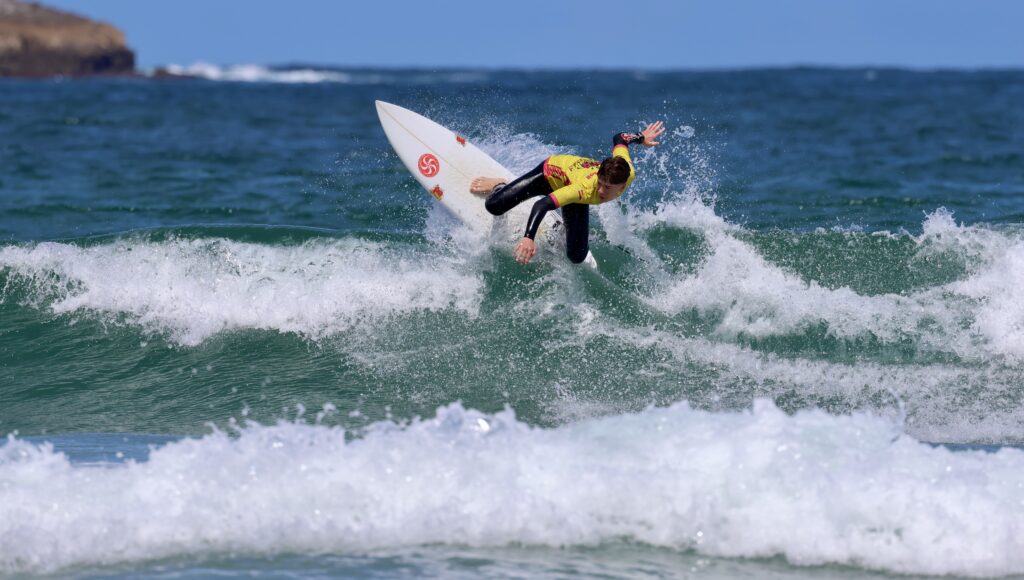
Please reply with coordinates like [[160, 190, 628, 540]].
[[598, 157, 631, 185]]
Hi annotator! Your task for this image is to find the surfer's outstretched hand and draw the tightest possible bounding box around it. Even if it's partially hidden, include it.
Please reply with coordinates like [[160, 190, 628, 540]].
[[641, 121, 666, 147], [513, 237, 536, 264]]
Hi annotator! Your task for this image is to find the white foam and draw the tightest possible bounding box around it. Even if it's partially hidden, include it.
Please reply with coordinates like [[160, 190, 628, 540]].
[[2, 401, 1023, 576], [156, 63, 492, 85], [645, 229, 933, 339], [472, 128, 565, 176], [598, 193, 737, 271], [0, 238, 480, 346], [916, 209, 1024, 361], [621, 194, 735, 235], [572, 317, 1023, 443], [630, 206, 1024, 362], [949, 245, 1024, 359], [162, 62, 355, 84]]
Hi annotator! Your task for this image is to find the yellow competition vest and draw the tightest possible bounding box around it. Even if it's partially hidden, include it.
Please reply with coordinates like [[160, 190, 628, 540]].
[[542, 144, 636, 207]]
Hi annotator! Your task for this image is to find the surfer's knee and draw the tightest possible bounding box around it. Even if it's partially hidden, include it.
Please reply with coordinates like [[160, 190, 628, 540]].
[[485, 189, 509, 216], [566, 246, 589, 264]]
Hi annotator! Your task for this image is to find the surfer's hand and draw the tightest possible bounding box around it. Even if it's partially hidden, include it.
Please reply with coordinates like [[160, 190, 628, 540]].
[[513, 238, 536, 264], [641, 121, 666, 147]]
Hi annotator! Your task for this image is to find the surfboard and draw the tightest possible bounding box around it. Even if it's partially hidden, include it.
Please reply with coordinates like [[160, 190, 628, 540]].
[[375, 100, 596, 267]]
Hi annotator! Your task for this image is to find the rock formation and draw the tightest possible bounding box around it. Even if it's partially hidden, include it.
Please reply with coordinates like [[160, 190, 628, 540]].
[[0, 0, 134, 77]]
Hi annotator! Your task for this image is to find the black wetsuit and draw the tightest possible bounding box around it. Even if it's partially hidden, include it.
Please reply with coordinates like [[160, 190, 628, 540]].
[[484, 132, 643, 264]]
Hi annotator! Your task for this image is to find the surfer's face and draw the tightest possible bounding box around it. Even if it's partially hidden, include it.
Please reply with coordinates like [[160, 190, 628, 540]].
[[596, 178, 627, 202]]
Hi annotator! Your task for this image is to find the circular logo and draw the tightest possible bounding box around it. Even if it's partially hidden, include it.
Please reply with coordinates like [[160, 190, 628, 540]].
[[418, 153, 440, 177]]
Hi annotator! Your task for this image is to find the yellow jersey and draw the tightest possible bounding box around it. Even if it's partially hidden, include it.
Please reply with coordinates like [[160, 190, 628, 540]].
[[542, 141, 637, 208]]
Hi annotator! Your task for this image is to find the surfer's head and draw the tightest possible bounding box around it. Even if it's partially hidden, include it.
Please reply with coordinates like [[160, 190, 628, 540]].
[[596, 157, 630, 200], [598, 156, 631, 185]]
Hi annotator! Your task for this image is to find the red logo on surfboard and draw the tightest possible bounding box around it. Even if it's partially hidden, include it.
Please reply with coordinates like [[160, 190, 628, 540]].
[[418, 153, 440, 177], [431, 185, 444, 200]]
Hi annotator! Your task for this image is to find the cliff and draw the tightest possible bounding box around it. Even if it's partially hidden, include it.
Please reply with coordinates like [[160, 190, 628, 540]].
[[0, 0, 134, 77]]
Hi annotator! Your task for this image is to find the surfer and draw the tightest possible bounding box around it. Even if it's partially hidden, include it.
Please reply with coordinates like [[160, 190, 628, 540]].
[[470, 121, 666, 265]]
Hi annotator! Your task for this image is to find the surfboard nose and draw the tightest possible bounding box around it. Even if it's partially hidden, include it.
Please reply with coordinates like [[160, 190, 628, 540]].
[[375, 100, 399, 123], [375, 100, 414, 120]]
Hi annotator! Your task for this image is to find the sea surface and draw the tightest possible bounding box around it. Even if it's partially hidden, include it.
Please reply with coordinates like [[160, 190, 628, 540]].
[[2, 64, 1024, 578]]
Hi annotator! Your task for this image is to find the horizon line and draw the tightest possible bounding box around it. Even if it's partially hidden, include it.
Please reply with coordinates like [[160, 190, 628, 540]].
[[146, 61, 1024, 74]]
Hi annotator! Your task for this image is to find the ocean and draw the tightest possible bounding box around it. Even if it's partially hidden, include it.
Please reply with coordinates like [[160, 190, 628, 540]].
[[2, 65, 1024, 578]]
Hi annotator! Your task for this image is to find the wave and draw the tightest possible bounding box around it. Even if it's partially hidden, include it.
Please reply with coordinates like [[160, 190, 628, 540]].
[[0, 235, 481, 346], [4, 129, 1024, 444], [1, 400, 1021, 576], [4, 209, 1024, 441], [577, 321, 1024, 444], [153, 62, 492, 85], [620, 200, 1024, 362]]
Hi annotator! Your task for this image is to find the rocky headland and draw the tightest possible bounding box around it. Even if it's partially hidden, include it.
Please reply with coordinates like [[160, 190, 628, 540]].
[[0, 0, 134, 77]]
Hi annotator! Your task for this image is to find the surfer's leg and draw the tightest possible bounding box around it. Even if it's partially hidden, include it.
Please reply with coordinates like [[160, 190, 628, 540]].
[[484, 162, 551, 216], [562, 204, 590, 264]]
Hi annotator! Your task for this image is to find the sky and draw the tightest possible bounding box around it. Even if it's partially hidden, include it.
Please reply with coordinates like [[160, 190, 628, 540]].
[[44, 0, 1024, 70]]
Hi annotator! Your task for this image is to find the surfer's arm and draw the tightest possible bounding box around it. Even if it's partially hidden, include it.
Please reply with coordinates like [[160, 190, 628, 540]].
[[516, 185, 579, 265], [611, 133, 643, 168], [524, 195, 558, 240], [515, 196, 553, 264], [612, 121, 665, 155]]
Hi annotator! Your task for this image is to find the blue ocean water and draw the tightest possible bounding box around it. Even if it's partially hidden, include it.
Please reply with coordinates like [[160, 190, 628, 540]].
[[2, 65, 1024, 577]]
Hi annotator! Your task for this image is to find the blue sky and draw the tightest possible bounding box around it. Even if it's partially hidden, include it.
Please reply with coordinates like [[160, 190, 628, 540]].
[[46, 0, 1024, 70]]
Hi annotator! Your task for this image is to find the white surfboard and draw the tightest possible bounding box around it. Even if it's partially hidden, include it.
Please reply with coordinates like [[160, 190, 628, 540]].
[[375, 100, 596, 267]]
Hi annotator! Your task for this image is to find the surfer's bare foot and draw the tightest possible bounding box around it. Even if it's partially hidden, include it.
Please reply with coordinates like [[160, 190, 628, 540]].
[[470, 176, 506, 194]]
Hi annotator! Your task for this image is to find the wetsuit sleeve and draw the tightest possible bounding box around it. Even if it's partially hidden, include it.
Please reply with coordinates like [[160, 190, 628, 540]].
[[524, 195, 557, 240], [612, 132, 643, 164], [611, 133, 640, 187]]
